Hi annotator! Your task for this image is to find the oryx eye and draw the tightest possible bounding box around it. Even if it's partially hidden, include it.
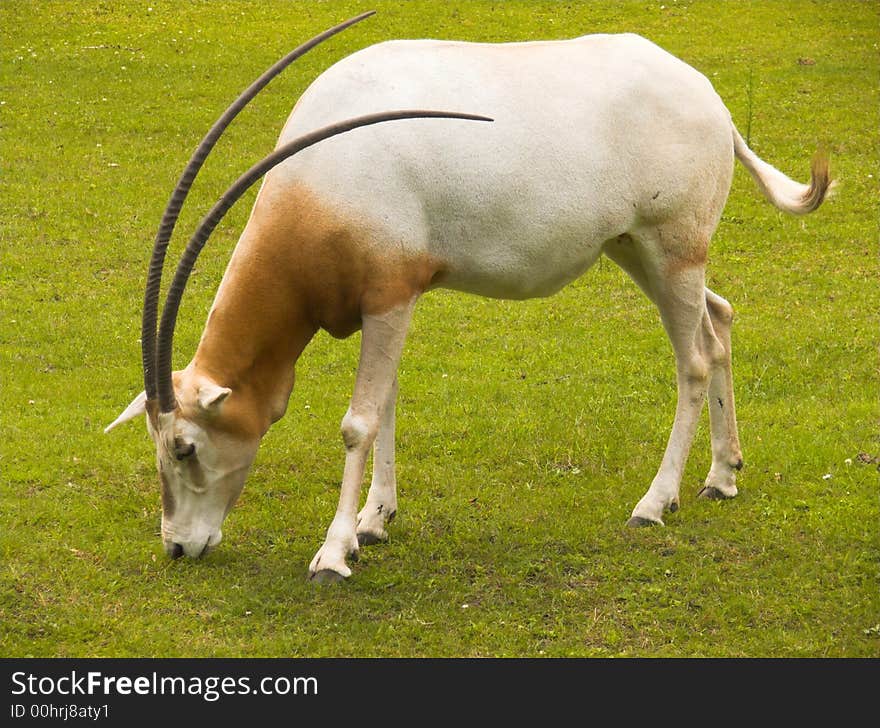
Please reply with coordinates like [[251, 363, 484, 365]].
[[173, 437, 196, 461]]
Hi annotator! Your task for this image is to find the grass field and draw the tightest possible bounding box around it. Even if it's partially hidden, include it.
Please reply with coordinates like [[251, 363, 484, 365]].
[[1, 1, 877, 657]]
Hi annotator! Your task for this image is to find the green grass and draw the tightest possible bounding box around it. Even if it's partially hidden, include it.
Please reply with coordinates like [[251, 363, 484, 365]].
[[1, 0, 877, 657]]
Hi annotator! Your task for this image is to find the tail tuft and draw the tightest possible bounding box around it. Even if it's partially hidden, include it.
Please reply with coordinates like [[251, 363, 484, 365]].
[[804, 147, 836, 212], [733, 125, 834, 216]]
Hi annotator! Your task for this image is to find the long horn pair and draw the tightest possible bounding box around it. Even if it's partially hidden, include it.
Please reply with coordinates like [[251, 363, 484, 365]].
[[141, 11, 376, 403], [142, 14, 493, 414]]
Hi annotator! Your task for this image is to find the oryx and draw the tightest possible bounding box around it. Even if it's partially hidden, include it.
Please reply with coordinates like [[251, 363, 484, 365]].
[[107, 12, 832, 582]]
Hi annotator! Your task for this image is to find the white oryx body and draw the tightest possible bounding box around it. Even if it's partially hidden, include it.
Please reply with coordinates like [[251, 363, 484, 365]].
[[275, 34, 731, 301], [109, 26, 831, 582]]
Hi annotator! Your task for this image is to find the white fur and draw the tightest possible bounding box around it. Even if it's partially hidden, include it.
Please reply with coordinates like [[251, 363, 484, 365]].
[[150, 404, 257, 559], [274, 34, 733, 299], [309, 301, 416, 581]]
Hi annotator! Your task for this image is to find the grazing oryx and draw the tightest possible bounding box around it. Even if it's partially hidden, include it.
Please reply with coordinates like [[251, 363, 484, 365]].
[[107, 13, 831, 582]]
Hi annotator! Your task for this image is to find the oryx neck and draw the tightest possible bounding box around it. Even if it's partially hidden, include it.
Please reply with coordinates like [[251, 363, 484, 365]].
[[190, 228, 318, 431]]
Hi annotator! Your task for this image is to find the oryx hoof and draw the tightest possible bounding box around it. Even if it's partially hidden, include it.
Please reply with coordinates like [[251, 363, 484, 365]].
[[308, 542, 356, 584], [627, 515, 664, 528], [310, 569, 348, 585], [357, 530, 387, 547], [701, 466, 740, 500], [356, 504, 395, 547], [698, 485, 735, 500]]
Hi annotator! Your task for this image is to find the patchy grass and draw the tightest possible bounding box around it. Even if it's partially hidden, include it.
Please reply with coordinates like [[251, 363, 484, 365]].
[[1, 0, 877, 657]]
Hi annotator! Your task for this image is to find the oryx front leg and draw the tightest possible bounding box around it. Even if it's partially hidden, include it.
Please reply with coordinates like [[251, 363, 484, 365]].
[[309, 299, 416, 583], [357, 375, 399, 546]]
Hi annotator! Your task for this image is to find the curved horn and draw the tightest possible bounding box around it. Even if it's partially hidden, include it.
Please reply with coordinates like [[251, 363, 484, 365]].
[[155, 109, 494, 413], [141, 11, 376, 402]]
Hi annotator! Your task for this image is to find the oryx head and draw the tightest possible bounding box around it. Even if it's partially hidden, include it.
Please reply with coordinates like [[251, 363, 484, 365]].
[[107, 369, 259, 559], [105, 11, 492, 559]]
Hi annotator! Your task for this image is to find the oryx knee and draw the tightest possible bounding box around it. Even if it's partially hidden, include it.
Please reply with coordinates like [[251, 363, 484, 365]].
[[341, 409, 379, 452], [681, 353, 711, 391]]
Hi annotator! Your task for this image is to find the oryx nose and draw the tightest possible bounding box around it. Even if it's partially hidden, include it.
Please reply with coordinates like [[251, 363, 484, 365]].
[[163, 531, 221, 559]]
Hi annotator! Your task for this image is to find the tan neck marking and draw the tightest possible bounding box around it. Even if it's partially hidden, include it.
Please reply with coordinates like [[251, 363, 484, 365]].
[[190, 215, 318, 436], [189, 180, 440, 435]]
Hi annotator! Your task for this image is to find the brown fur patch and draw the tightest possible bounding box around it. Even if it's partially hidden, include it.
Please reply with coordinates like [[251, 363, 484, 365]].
[[244, 181, 439, 334], [173, 368, 268, 441], [184, 180, 436, 438], [664, 247, 708, 279], [658, 225, 709, 279]]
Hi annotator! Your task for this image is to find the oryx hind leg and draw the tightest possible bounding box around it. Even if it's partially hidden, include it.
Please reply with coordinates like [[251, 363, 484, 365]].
[[605, 227, 725, 525], [700, 288, 743, 499], [357, 374, 400, 546], [309, 298, 417, 583]]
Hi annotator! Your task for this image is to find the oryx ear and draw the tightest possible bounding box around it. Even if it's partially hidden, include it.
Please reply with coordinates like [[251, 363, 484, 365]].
[[105, 390, 148, 433], [197, 380, 231, 412]]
